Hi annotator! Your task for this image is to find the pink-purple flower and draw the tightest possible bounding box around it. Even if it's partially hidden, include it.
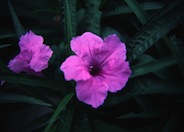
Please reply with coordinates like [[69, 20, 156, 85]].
[[60, 32, 131, 108], [8, 31, 53, 75]]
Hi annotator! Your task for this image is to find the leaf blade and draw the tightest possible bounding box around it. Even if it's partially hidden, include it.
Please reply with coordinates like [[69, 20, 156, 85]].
[[0, 93, 51, 106], [127, 1, 184, 61], [44, 92, 74, 132], [8, 0, 25, 38], [0, 72, 66, 92]]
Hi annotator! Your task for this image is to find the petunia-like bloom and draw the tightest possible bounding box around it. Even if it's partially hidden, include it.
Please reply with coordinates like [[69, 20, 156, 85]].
[[60, 32, 131, 108], [8, 31, 53, 75]]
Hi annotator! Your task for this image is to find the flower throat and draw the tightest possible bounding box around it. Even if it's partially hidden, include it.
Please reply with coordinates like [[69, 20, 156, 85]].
[[90, 66, 100, 76]]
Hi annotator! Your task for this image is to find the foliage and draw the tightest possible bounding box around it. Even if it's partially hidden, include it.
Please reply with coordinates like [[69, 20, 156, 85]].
[[0, 0, 184, 131]]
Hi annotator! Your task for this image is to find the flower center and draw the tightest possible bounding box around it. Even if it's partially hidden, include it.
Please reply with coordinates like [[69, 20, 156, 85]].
[[90, 66, 100, 76]]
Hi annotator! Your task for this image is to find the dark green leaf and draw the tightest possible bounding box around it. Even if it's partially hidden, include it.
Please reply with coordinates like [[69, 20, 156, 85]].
[[59, 0, 76, 46], [79, 0, 101, 35], [127, 1, 184, 61], [21, 113, 52, 132], [0, 44, 11, 49], [73, 104, 92, 132], [161, 112, 181, 132], [131, 56, 177, 78], [131, 54, 173, 80], [0, 72, 66, 92], [0, 30, 16, 39], [0, 93, 51, 106], [124, 0, 148, 24], [55, 102, 75, 132], [62, 103, 75, 132], [8, 0, 26, 38], [105, 77, 184, 106], [44, 92, 74, 132], [129, 78, 184, 95], [103, 2, 163, 17]]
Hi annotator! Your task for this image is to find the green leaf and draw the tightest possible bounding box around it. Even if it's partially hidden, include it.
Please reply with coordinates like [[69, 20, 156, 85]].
[[55, 103, 75, 132], [104, 77, 184, 106], [62, 103, 75, 132], [161, 112, 180, 132], [79, 0, 102, 35], [0, 44, 11, 49], [8, 0, 25, 38], [0, 30, 16, 39], [127, 1, 184, 61], [73, 104, 92, 132], [118, 96, 168, 119], [20, 86, 56, 108], [131, 56, 177, 78], [0, 93, 51, 106], [44, 92, 74, 132], [131, 54, 173, 80], [59, 0, 76, 45], [163, 36, 184, 78], [0, 72, 66, 92], [103, 2, 163, 17], [101, 26, 127, 42], [129, 77, 184, 95], [21, 113, 52, 132], [124, 0, 148, 24]]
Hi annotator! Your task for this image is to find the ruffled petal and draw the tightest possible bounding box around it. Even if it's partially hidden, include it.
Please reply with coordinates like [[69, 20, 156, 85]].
[[30, 44, 53, 72], [60, 55, 91, 81], [71, 32, 103, 62], [8, 55, 30, 73], [101, 60, 131, 93], [19, 31, 43, 51], [103, 34, 127, 61], [76, 76, 108, 108]]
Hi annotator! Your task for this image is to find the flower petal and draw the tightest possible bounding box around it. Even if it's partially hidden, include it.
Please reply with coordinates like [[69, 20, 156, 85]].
[[8, 55, 30, 73], [103, 34, 127, 61], [60, 55, 91, 81], [101, 60, 131, 93], [19, 31, 43, 51], [76, 76, 108, 108], [71, 32, 103, 62], [30, 44, 53, 72]]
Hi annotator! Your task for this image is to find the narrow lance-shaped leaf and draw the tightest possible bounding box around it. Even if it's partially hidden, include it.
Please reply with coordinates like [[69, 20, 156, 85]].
[[0, 72, 67, 92], [62, 103, 75, 132], [0, 44, 11, 49], [44, 92, 74, 132], [59, 0, 76, 46], [126, 0, 184, 78], [131, 56, 177, 78], [8, 0, 26, 38], [0, 93, 51, 106], [81, 0, 102, 35], [73, 105, 93, 132], [124, 0, 148, 24], [104, 77, 184, 107], [127, 1, 184, 61], [21, 113, 52, 132], [103, 2, 163, 17], [55, 103, 75, 132]]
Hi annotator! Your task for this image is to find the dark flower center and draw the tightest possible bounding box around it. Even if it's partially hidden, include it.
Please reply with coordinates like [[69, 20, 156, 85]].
[[90, 66, 100, 76]]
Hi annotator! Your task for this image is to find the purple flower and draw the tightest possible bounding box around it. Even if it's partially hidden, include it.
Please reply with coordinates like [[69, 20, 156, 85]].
[[8, 31, 53, 75], [60, 32, 131, 108]]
